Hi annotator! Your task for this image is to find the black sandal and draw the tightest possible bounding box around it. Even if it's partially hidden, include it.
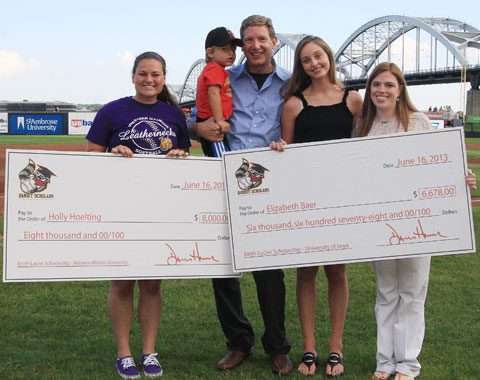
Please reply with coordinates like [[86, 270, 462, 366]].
[[300, 352, 318, 375], [326, 352, 344, 378]]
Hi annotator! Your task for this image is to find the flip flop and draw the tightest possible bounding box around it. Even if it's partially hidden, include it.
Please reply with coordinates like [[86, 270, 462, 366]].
[[326, 352, 344, 378], [299, 352, 318, 375], [373, 371, 391, 380], [394, 373, 415, 380]]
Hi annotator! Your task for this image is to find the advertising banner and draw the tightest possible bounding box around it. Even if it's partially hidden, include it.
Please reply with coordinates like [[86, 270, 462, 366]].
[[9, 114, 62, 135], [425, 112, 445, 129], [0, 112, 7, 134], [68, 112, 96, 135], [430, 119, 445, 129], [466, 115, 480, 123]]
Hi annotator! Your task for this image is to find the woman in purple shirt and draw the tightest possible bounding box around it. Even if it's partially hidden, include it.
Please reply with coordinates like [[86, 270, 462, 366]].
[[87, 51, 190, 380]]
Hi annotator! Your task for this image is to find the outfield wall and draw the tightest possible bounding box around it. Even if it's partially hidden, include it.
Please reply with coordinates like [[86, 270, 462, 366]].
[[0, 112, 7, 134], [0, 112, 96, 135], [68, 112, 95, 135]]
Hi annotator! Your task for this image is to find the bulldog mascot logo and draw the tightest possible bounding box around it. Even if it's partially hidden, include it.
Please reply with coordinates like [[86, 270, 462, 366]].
[[19, 159, 56, 194], [235, 158, 269, 190]]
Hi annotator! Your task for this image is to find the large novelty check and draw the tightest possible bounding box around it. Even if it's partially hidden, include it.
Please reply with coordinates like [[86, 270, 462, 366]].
[[223, 128, 476, 272], [3, 151, 237, 282]]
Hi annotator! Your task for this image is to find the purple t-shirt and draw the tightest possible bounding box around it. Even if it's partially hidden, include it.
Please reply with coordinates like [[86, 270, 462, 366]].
[[87, 97, 190, 155]]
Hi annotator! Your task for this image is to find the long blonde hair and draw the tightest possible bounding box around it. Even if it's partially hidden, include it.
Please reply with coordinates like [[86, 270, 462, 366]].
[[281, 35, 344, 100], [357, 62, 418, 137]]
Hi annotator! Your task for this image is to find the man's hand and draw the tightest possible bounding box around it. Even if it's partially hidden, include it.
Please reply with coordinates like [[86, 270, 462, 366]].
[[193, 117, 225, 142]]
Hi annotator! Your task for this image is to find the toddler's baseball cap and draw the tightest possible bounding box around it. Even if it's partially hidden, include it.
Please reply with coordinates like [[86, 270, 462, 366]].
[[205, 27, 243, 49]]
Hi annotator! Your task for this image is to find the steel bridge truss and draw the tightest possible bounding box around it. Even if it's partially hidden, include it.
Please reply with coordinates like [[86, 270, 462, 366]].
[[335, 15, 480, 81], [179, 17, 480, 104]]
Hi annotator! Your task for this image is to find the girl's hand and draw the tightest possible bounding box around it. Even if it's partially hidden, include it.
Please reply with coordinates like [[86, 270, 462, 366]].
[[166, 149, 189, 158], [466, 169, 477, 191], [111, 145, 134, 157], [269, 139, 287, 152]]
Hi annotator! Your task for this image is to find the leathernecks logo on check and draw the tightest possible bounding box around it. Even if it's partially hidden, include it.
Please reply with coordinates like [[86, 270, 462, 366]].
[[235, 158, 270, 195], [18, 159, 56, 198]]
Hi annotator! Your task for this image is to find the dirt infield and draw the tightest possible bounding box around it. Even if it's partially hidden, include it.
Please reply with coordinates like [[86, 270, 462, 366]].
[[0, 144, 87, 213], [467, 144, 480, 150], [0, 143, 87, 171], [466, 143, 480, 164]]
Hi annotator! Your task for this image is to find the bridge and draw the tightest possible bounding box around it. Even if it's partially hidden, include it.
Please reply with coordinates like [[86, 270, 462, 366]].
[[343, 65, 480, 90], [178, 15, 480, 109]]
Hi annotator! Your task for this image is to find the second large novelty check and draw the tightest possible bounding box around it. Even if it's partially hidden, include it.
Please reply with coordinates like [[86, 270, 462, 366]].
[[223, 128, 475, 272]]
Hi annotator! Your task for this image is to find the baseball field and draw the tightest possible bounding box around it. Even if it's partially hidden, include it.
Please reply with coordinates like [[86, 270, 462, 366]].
[[0, 135, 479, 380]]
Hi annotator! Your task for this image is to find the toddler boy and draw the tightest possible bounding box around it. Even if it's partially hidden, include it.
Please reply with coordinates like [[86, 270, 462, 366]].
[[196, 27, 242, 157]]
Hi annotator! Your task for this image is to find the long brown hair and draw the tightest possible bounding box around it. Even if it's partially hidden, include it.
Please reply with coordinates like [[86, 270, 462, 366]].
[[132, 51, 181, 110], [357, 62, 418, 137], [281, 35, 344, 100]]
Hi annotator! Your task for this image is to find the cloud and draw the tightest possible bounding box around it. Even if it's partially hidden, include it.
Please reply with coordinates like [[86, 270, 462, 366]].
[[97, 59, 110, 66], [0, 50, 40, 77], [117, 51, 134, 67], [96, 51, 133, 69]]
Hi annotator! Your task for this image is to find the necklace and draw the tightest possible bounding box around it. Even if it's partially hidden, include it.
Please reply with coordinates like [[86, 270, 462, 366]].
[[375, 118, 396, 125]]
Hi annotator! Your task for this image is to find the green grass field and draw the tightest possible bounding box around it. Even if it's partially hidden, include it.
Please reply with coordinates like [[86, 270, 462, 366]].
[[465, 137, 480, 144], [0, 227, 479, 380], [3, 135, 480, 146], [0, 135, 88, 145], [0, 135, 479, 379]]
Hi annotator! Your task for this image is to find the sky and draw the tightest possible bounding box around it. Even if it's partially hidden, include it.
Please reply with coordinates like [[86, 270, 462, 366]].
[[1, 0, 479, 111]]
